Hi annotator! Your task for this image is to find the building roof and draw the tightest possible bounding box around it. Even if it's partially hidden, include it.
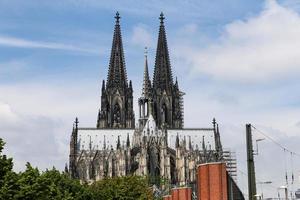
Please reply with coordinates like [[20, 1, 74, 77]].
[[77, 128, 134, 151], [76, 127, 216, 151]]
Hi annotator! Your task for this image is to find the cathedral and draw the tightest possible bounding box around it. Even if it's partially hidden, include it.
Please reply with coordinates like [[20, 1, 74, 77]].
[[69, 12, 226, 193]]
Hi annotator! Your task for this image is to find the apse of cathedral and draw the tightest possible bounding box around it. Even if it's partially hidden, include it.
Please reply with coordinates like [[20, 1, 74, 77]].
[[69, 12, 226, 191]]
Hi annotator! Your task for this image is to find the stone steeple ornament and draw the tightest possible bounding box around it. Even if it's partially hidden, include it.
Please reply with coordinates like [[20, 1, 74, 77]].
[[151, 13, 183, 128], [97, 12, 135, 129]]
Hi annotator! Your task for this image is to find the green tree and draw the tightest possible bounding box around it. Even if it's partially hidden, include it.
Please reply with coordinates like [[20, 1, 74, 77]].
[[90, 175, 153, 200], [0, 170, 20, 200], [0, 138, 155, 200], [0, 138, 13, 188]]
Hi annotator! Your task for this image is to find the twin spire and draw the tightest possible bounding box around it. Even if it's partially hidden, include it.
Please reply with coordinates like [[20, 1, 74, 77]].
[[106, 11, 128, 90], [107, 11, 173, 94], [97, 12, 182, 128], [101, 12, 182, 129], [153, 12, 173, 93], [142, 12, 174, 95]]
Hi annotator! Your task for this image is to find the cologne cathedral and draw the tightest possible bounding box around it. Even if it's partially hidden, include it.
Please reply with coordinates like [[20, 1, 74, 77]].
[[69, 12, 229, 194]]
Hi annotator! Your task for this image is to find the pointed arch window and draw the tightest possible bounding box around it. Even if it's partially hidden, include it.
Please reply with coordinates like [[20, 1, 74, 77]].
[[162, 103, 168, 124], [113, 103, 121, 127]]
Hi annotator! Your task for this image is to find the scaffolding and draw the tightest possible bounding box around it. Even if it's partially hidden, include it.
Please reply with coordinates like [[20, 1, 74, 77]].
[[223, 149, 238, 182], [179, 91, 185, 127]]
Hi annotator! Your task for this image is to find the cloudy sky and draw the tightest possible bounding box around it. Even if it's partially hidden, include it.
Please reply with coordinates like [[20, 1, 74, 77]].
[[1, 0, 300, 198]]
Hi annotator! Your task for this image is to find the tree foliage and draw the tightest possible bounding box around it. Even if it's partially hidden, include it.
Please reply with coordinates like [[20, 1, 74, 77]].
[[0, 138, 13, 188], [0, 138, 153, 200], [90, 176, 153, 200]]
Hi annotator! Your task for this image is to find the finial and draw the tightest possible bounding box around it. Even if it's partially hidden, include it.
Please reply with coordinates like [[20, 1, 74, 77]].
[[144, 47, 148, 57], [64, 163, 68, 173], [102, 80, 105, 91], [175, 133, 179, 148], [103, 135, 106, 149], [159, 12, 165, 24], [115, 11, 121, 24], [212, 118, 216, 129], [117, 135, 121, 149], [126, 133, 130, 147], [202, 135, 206, 150], [75, 117, 79, 129], [129, 80, 132, 90], [89, 135, 92, 150]]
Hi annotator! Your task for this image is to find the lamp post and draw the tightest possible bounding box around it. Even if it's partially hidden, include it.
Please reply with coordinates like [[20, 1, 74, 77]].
[[252, 138, 266, 200], [254, 138, 265, 155], [257, 181, 272, 199], [254, 194, 262, 200], [278, 185, 288, 200]]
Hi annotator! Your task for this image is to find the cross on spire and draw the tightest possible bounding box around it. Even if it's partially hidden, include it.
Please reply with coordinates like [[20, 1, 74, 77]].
[[159, 12, 165, 24], [115, 11, 120, 24]]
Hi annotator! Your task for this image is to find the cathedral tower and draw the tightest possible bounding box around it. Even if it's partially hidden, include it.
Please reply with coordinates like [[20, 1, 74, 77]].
[[152, 13, 184, 129], [97, 12, 135, 128]]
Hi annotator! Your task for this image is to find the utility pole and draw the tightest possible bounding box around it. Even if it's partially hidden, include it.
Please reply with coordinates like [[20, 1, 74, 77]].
[[246, 124, 257, 200]]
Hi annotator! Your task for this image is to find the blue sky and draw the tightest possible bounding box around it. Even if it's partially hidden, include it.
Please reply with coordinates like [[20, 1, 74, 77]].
[[1, 0, 300, 198], [0, 0, 264, 84]]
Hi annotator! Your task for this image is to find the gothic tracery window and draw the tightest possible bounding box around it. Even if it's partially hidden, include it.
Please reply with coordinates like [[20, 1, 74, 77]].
[[113, 104, 121, 126], [161, 103, 168, 124]]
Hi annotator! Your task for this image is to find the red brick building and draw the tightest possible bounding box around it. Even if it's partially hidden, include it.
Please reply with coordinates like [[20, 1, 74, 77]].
[[197, 162, 228, 200], [163, 187, 192, 200], [163, 162, 244, 200]]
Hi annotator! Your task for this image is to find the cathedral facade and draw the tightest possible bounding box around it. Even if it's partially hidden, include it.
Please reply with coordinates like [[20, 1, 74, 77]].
[[69, 12, 224, 191]]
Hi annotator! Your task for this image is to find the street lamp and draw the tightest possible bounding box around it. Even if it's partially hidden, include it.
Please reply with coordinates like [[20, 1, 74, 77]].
[[278, 185, 288, 200], [254, 138, 265, 155], [254, 194, 262, 200], [257, 181, 272, 199]]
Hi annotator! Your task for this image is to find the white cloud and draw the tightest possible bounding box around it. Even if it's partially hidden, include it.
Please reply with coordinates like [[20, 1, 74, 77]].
[[0, 102, 65, 171], [0, 102, 19, 125], [180, 80, 300, 196], [0, 35, 99, 53], [175, 0, 300, 82], [131, 24, 153, 48], [0, 81, 99, 171]]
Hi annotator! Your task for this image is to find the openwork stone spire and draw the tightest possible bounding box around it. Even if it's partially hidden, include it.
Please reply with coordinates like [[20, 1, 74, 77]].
[[97, 12, 135, 129], [142, 47, 152, 98], [107, 11, 128, 89], [153, 12, 173, 92], [150, 13, 183, 129]]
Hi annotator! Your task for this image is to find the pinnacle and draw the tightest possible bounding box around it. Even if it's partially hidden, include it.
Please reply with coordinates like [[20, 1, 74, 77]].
[[142, 47, 152, 97]]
